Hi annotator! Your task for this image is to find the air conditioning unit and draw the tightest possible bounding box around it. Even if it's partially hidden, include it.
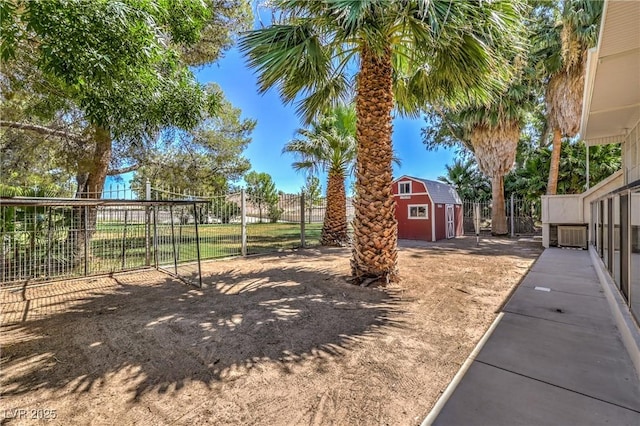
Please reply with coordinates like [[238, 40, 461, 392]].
[[557, 226, 587, 249]]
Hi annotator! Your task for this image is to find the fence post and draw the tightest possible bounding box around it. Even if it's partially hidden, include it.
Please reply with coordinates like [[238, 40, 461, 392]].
[[169, 205, 178, 274], [47, 207, 53, 278], [152, 206, 158, 269], [83, 205, 89, 276], [474, 202, 480, 247], [145, 179, 151, 266], [510, 193, 515, 238], [300, 193, 306, 248], [121, 209, 128, 269], [193, 203, 203, 288], [241, 189, 247, 256]]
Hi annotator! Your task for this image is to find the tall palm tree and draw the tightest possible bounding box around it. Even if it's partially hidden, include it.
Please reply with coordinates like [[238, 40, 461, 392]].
[[241, 0, 526, 283], [434, 79, 533, 235], [538, 0, 603, 195], [468, 119, 522, 235], [283, 104, 356, 246]]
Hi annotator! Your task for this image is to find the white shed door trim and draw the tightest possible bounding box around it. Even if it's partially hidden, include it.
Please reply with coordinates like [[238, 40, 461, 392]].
[[446, 204, 455, 239]]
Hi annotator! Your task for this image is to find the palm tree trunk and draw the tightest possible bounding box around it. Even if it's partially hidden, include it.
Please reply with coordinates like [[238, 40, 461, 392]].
[[547, 128, 562, 195], [321, 171, 348, 246], [351, 44, 398, 284], [491, 175, 508, 236]]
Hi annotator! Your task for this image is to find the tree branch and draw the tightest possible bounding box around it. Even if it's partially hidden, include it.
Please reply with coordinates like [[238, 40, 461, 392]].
[[433, 107, 474, 152], [107, 164, 140, 176], [0, 120, 88, 144]]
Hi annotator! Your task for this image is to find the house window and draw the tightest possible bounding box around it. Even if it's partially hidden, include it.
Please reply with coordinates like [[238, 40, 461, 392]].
[[408, 205, 428, 219], [399, 181, 411, 194]]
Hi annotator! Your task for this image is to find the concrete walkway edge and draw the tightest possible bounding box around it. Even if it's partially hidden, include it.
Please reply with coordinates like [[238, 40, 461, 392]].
[[424, 247, 640, 425], [421, 313, 505, 426], [589, 246, 640, 380]]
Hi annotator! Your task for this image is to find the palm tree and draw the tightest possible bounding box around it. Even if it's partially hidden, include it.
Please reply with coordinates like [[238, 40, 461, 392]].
[[471, 84, 536, 235], [241, 1, 526, 283], [433, 79, 533, 235], [537, 0, 603, 195], [469, 122, 522, 235], [283, 104, 356, 246], [438, 158, 491, 202]]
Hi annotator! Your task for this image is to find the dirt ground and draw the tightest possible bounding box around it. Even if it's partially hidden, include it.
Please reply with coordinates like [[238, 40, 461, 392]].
[[1, 236, 542, 425]]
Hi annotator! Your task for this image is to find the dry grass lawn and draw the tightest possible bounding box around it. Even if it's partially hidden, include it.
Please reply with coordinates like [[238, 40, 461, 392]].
[[0, 236, 542, 425]]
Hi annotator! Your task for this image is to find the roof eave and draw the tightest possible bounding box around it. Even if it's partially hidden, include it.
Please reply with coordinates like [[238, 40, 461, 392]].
[[579, 47, 599, 140]]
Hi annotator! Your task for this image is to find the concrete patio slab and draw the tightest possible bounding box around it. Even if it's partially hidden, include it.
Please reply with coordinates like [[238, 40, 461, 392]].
[[427, 248, 640, 426], [518, 270, 605, 298], [476, 313, 640, 411], [528, 250, 595, 275], [504, 285, 614, 332], [431, 361, 640, 426], [529, 261, 596, 279]]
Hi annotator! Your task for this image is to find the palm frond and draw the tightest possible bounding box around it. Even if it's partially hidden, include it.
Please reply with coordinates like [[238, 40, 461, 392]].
[[243, 0, 528, 121], [240, 23, 332, 100], [295, 72, 353, 124], [282, 102, 357, 176]]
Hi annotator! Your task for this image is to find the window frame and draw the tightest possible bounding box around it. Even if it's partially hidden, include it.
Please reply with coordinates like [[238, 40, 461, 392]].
[[398, 181, 412, 195], [408, 204, 429, 220]]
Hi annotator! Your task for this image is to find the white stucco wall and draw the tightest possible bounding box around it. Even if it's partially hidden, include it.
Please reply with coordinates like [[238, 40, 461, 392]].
[[541, 171, 625, 248], [540, 107, 638, 249], [582, 171, 625, 221], [541, 195, 583, 224]]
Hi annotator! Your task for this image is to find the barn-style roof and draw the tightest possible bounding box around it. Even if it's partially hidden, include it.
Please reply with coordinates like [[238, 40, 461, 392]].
[[395, 176, 462, 205]]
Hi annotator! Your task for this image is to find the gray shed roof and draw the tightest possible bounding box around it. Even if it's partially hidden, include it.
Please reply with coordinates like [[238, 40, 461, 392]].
[[404, 176, 462, 205]]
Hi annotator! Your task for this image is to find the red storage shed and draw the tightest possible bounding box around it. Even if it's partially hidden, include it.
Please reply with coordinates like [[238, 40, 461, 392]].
[[392, 176, 463, 241]]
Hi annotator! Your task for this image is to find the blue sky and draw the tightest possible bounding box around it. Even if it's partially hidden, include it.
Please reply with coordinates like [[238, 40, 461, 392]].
[[106, 42, 456, 196], [192, 46, 455, 195]]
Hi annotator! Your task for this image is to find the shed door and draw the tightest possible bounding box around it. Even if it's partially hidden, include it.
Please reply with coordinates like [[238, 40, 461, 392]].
[[446, 204, 455, 239]]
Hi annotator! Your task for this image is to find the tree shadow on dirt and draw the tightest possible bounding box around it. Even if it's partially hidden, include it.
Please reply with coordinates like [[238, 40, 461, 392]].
[[1, 264, 406, 402]]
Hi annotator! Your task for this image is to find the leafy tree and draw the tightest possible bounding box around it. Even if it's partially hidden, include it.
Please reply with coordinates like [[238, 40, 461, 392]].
[[1, 0, 251, 267], [267, 204, 284, 223], [534, 0, 603, 194], [425, 75, 535, 235], [302, 176, 322, 224], [241, 0, 526, 283], [1, 0, 252, 197], [178, 0, 252, 67], [245, 171, 279, 223], [0, 126, 76, 191], [505, 146, 550, 202], [283, 104, 356, 245], [505, 140, 621, 199], [131, 84, 255, 195]]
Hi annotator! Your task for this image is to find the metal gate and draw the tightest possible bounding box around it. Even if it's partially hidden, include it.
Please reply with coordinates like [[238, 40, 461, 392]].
[[462, 197, 541, 235], [154, 202, 203, 288], [0, 198, 204, 288]]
